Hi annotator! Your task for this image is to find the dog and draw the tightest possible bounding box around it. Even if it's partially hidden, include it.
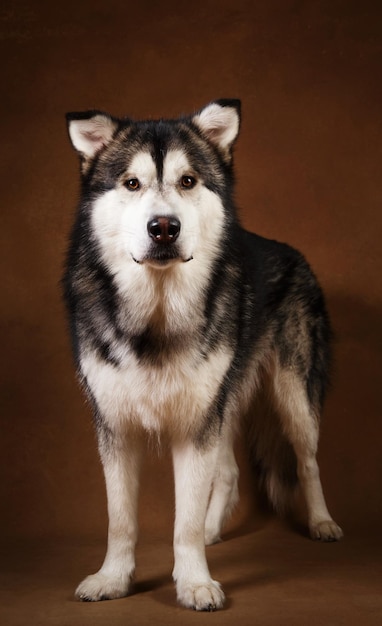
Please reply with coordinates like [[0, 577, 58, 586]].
[[63, 99, 343, 611]]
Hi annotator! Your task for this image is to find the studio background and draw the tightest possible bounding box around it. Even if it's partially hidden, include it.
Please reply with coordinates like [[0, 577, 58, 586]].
[[1, 1, 381, 624]]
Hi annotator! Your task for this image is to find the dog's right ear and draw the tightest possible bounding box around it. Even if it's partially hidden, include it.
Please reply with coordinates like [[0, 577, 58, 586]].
[[66, 111, 118, 160]]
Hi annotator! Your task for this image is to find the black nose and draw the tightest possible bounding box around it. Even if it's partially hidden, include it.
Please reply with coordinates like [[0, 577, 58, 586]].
[[147, 216, 181, 244]]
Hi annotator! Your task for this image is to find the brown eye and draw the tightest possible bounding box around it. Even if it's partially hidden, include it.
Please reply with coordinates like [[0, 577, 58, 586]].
[[181, 175, 196, 189], [125, 178, 140, 191]]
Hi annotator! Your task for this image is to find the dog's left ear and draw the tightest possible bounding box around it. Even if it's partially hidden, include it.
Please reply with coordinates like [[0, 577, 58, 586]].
[[192, 99, 241, 161]]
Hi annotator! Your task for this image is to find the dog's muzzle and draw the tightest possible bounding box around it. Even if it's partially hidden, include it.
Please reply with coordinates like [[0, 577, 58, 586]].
[[132, 216, 192, 266]]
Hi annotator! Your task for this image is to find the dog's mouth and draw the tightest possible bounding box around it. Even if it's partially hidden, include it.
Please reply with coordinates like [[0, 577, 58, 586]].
[[132, 245, 193, 267]]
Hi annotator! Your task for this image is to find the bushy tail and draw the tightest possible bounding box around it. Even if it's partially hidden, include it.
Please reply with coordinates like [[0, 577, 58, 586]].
[[245, 391, 298, 514]]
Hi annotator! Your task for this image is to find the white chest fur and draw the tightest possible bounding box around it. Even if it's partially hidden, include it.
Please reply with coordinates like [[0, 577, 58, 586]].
[[80, 344, 232, 438]]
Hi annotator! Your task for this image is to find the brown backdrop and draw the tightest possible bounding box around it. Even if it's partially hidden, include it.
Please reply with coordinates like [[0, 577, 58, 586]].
[[1, 1, 381, 625]]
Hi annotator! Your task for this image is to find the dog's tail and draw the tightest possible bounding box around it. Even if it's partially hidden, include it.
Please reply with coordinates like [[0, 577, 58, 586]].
[[245, 390, 299, 513]]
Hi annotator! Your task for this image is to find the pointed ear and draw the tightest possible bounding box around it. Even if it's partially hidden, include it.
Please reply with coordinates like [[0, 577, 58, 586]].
[[192, 99, 241, 160], [66, 111, 118, 159]]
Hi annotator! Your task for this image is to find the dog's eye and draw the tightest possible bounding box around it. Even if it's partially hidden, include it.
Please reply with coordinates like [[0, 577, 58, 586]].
[[180, 175, 196, 189], [125, 178, 140, 191]]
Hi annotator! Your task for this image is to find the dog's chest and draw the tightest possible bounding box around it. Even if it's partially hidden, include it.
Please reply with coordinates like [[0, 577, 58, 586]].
[[80, 342, 232, 436]]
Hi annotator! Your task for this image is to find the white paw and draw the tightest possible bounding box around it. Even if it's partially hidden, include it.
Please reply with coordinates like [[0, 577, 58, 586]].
[[75, 571, 132, 601], [176, 579, 225, 611], [310, 519, 344, 542]]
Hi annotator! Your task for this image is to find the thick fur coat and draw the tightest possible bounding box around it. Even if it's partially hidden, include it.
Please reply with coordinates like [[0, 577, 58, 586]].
[[64, 100, 342, 611]]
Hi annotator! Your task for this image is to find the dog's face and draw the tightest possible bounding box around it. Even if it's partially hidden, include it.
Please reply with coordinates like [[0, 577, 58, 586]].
[[67, 101, 240, 272]]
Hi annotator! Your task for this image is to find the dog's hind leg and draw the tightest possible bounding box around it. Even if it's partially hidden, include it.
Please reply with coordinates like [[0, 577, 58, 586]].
[[204, 425, 239, 546], [172, 441, 225, 611], [272, 365, 343, 541], [75, 427, 143, 601]]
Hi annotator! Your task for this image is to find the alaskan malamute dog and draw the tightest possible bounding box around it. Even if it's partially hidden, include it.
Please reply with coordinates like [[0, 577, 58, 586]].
[[64, 100, 343, 611]]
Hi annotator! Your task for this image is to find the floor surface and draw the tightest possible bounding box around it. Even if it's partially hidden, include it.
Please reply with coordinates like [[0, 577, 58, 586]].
[[2, 521, 382, 626]]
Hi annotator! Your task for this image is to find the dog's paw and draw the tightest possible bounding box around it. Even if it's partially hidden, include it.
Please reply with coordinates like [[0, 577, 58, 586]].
[[310, 519, 344, 542], [75, 571, 132, 601], [176, 579, 225, 611]]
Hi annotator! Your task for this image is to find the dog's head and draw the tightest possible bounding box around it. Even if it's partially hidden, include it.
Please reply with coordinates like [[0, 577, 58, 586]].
[[66, 100, 241, 271]]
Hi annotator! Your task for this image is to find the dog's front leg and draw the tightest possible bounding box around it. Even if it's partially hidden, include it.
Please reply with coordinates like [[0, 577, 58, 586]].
[[172, 440, 225, 611], [75, 428, 142, 601]]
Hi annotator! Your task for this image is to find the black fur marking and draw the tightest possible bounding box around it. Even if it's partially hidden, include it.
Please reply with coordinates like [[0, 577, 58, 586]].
[[150, 122, 170, 183], [97, 341, 120, 367], [129, 326, 185, 366], [130, 327, 164, 363]]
